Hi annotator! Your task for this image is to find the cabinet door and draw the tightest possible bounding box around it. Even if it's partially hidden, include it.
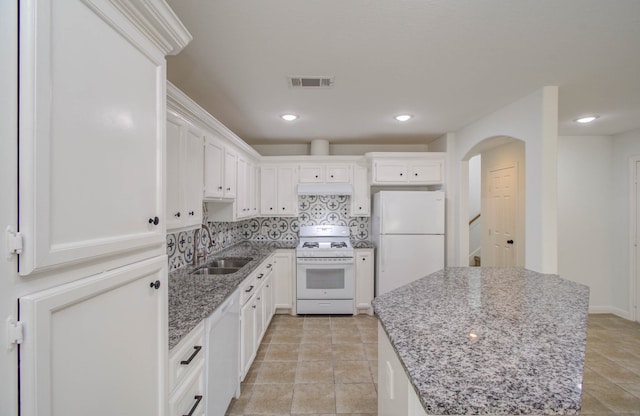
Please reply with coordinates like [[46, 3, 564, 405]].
[[355, 249, 374, 314], [183, 128, 204, 227], [351, 165, 370, 216], [18, 0, 166, 275], [237, 157, 248, 218], [224, 149, 237, 198], [263, 273, 274, 327], [378, 322, 409, 416], [19, 256, 168, 416], [277, 166, 298, 215], [299, 165, 324, 183], [274, 250, 295, 312], [260, 166, 278, 215], [255, 286, 265, 344], [203, 137, 224, 198], [240, 297, 256, 379], [373, 161, 408, 183], [326, 165, 350, 182], [408, 160, 443, 184], [166, 115, 184, 230]]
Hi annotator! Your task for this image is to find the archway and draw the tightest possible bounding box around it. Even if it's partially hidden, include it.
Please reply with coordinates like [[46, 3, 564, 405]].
[[461, 135, 526, 267]]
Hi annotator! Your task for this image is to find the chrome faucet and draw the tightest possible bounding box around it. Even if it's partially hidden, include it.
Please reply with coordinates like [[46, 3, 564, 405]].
[[193, 223, 214, 266]]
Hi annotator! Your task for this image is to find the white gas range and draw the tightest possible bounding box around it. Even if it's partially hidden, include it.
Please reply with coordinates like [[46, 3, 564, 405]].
[[296, 225, 355, 314]]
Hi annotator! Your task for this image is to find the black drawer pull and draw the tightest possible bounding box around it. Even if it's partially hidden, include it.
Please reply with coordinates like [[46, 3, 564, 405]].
[[266, 264, 272, 269], [257, 273, 264, 279], [180, 345, 202, 365], [183, 395, 203, 416], [245, 285, 254, 293]]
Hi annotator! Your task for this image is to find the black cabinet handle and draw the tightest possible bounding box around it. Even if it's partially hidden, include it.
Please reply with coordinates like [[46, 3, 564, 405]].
[[400, 173, 403, 176], [148, 216, 159, 225], [282, 207, 285, 210], [175, 212, 181, 218], [315, 175, 319, 178], [507, 240, 514, 245], [266, 264, 272, 269], [257, 273, 264, 279], [180, 346, 202, 365], [150, 280, 161, 290], [245, 285, 254, 293], [189, 211, 194, 216], [414, 173, 418, 176], [218, 186, 223, 190], [182, 395, 202, 416]]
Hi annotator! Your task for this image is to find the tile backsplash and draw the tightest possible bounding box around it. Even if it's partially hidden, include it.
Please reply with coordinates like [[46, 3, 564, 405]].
[[167, 195, 370, 270]]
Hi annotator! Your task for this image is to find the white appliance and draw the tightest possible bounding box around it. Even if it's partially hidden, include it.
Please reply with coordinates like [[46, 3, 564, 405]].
[[372, 191, 445, 296], [296, 225, 355, 314], [205, 289, 240, 416]]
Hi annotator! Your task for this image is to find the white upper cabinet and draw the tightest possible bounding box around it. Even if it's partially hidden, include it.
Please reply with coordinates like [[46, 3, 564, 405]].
[[369, 153, 445, 185], [203, 136, 225, 198], [17, 0, 189, 276], [166, 113, 204, 231], [299, 163, 351, 183], [351, 164, 370, 216], [224, 149, 238, 198], [260, 166, 298, 216]]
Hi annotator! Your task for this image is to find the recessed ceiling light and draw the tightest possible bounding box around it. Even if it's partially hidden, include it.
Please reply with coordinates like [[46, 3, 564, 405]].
[[575, 115, 599, 123], [281, 114, 298, 121], [395, 114, 413, 122]]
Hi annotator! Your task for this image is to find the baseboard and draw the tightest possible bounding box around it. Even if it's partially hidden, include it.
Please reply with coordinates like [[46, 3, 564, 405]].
[[588, 305, 632, 320]]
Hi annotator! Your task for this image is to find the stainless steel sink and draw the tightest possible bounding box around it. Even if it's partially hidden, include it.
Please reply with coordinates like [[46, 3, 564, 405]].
[[190, 257, 253, 275], [191, 267, 239, 275], [207, 258, 252, 268]]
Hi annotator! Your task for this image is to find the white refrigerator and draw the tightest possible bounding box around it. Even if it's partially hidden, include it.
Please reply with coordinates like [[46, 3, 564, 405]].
[[372, 191, 445, 296]]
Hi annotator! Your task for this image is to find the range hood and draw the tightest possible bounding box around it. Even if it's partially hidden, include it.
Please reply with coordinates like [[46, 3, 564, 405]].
[[297, 183, 353, 196]]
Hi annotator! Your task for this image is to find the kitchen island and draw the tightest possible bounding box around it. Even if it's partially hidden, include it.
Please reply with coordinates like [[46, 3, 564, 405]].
[[372, 267, 590, 415]]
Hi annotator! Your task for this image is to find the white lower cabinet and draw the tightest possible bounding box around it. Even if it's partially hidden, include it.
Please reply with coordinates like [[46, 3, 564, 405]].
[[378, 322, 427, 416], [169, 322, 206, 416], [19, 256, 169, 416], [355, 248, 374, 314], [273, 249, 296, 314], [240, 255, 276, 380], [169, 363, 205, 416]]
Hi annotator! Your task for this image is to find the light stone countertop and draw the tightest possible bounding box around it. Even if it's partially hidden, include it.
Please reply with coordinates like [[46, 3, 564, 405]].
[[168, 241, 296, 350], [372, 267, 590, 415]]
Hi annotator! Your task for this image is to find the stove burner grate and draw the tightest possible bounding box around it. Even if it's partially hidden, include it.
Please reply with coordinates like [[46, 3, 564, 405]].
[[302, 242, 319, 249], [331, 242, 348, 249]]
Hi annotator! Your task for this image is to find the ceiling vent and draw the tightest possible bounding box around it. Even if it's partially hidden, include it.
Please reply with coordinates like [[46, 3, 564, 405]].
[[288, 76, 334, 88]]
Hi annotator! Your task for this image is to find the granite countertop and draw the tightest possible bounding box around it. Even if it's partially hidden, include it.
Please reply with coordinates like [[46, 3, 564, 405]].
[[352, 240, 375, 249], [372, 267, 590, 415], [168, 241, 296, 350]]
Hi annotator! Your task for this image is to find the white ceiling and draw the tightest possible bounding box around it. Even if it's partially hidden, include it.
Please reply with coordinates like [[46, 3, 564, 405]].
[[166, 0, 640, 147]]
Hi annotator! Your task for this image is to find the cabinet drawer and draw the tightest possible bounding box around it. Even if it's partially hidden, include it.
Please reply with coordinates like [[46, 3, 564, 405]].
[[169, 321, 205, 395], [169, 361, 205, 416]]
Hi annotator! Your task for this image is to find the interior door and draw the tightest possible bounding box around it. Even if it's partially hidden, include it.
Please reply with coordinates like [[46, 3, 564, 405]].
[[487, 164, 517, 267]]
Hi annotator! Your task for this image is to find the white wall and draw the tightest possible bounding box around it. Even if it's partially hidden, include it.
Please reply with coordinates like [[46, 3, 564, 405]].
[[611, 129, 640, 318], [451, 87, 559, 273], [252, 143, 430, 156], [0, 1, 18, 414], [557, 136, 613, 310]]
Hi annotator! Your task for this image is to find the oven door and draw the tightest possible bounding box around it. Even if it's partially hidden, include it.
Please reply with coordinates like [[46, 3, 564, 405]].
[[296, 261, 354, 300]]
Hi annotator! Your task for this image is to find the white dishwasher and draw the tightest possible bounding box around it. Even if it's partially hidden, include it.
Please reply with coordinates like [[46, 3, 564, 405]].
[[205, 289, 240, 416]]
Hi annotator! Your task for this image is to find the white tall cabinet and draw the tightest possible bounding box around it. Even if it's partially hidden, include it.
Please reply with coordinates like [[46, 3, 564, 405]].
[[14, 1, 190, 416]]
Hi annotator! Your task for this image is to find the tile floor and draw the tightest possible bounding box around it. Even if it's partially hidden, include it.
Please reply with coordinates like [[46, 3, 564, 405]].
[[581, 314, 640, 415], [226, 313, 640, 415]]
